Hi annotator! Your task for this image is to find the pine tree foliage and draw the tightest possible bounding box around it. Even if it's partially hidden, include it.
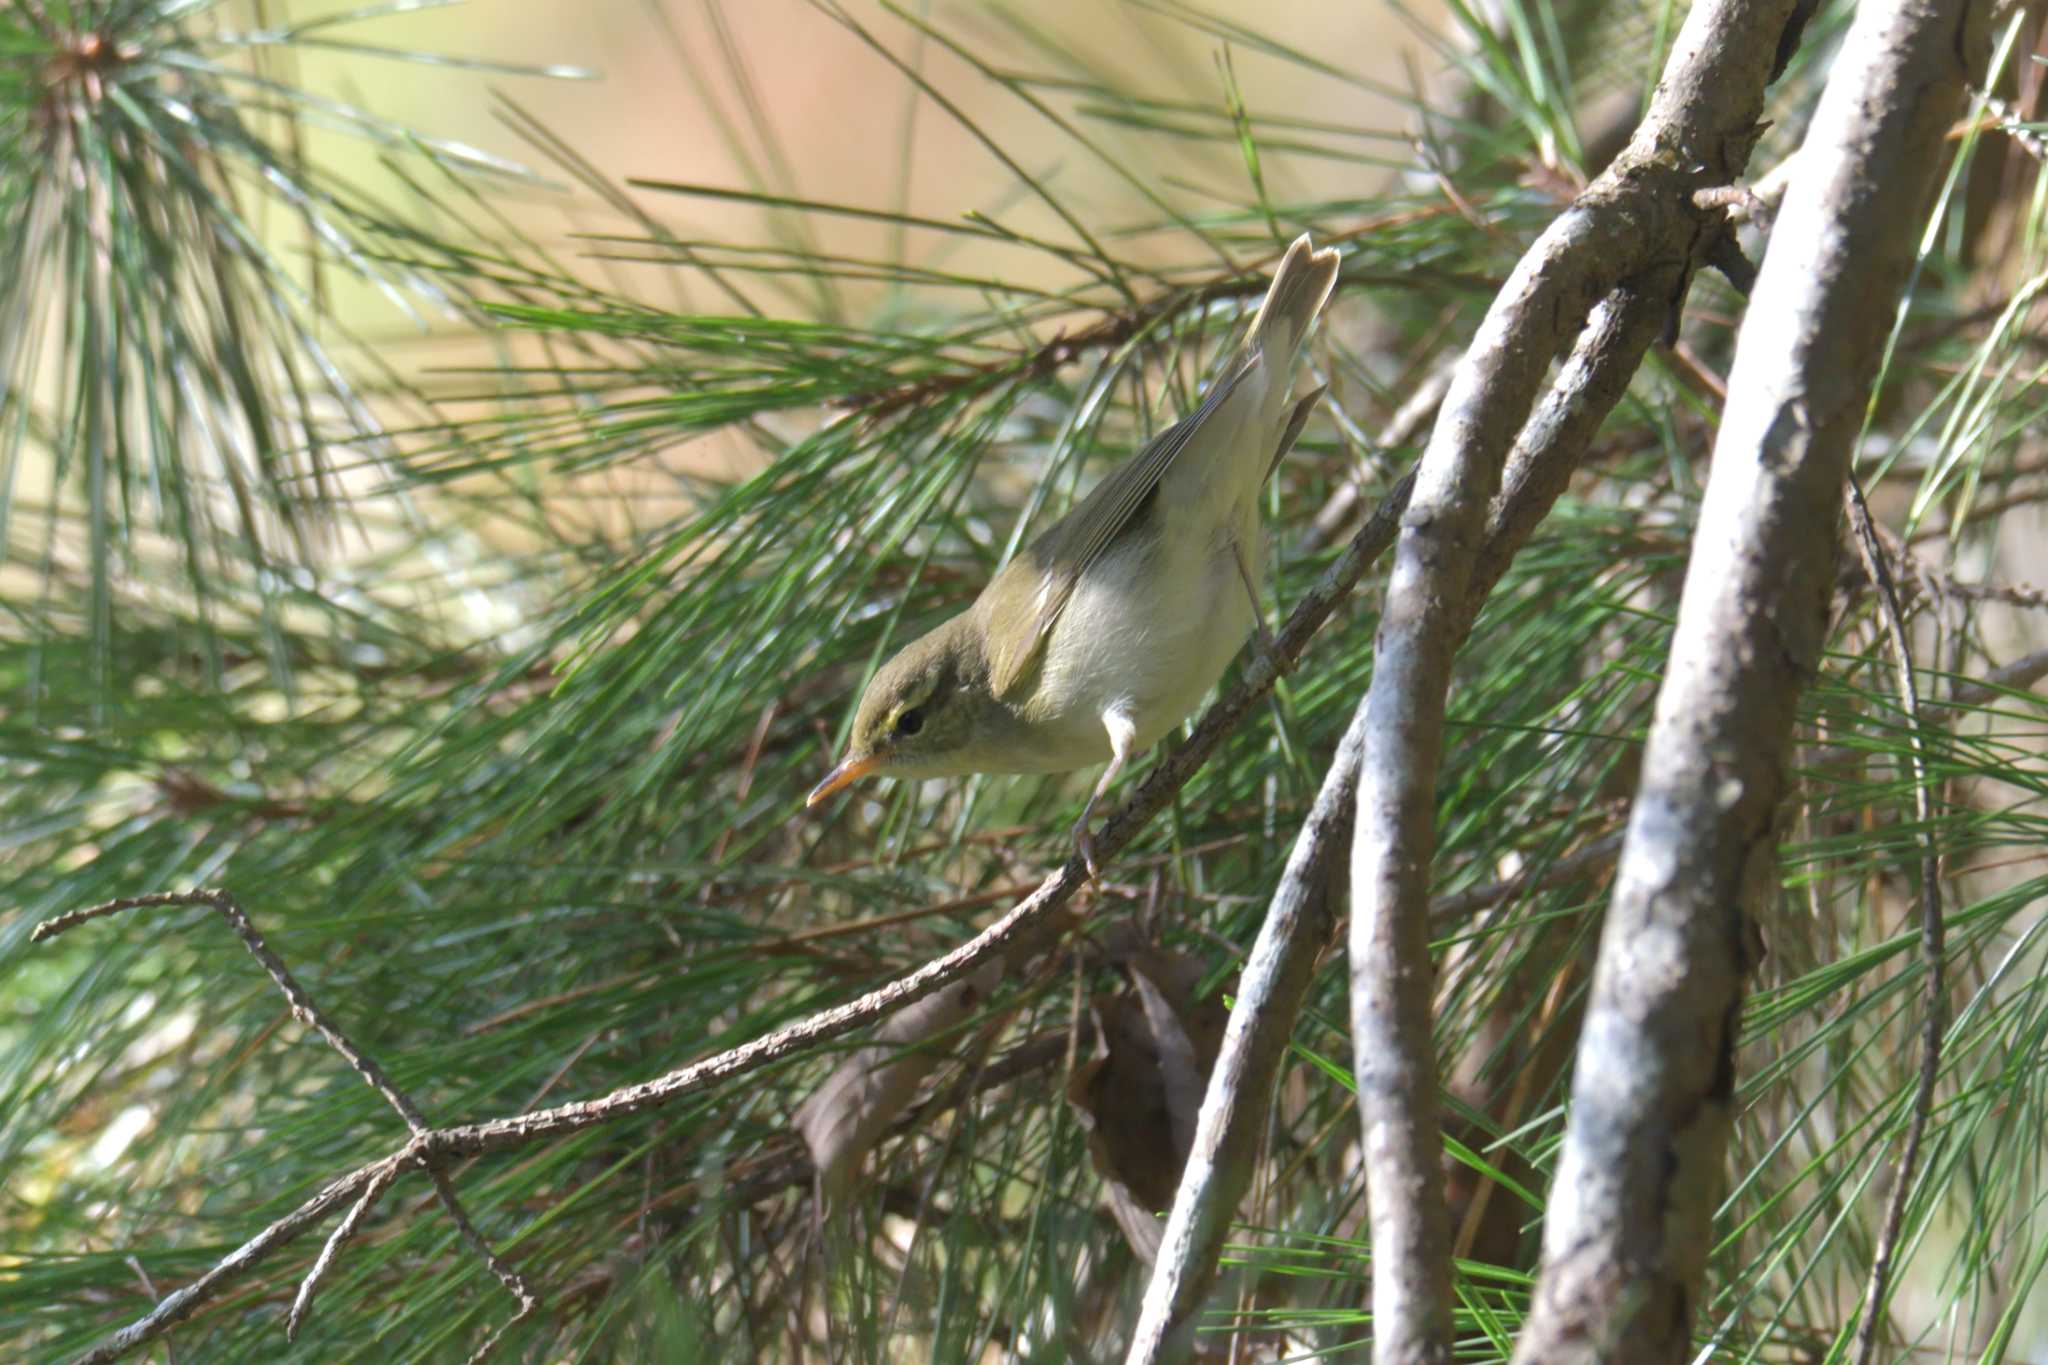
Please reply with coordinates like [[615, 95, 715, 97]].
[[3, 2, 2046, 1361]]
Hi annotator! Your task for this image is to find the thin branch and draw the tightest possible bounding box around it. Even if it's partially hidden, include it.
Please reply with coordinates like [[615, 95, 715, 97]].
[[1514, 0, 1986, 1355], [426, 1169, 543, 1362], [1471, 283, 1680, 607], [1843, 477, 1947, 1365], [457, 1298, 538, 1365], [1975, 89, 2048, 161], [64, 1154, 414, 1365], [1124, 694, 1364, 1365], [1924, 577, 2048, 612], [36, 453, 1421, 1365], [1945, 644, 2048, 708], [1891, 552, 2048, 613], [33, 892, 428, 1134], [32, 893, 539, 1358], [118, 1260, 174, 1365], [287, 1164, 398, 1341]]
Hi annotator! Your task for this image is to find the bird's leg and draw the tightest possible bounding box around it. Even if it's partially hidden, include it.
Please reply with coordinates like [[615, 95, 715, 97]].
[[1230, 535, 1278, 661], [1074, 707, 1137, 879]]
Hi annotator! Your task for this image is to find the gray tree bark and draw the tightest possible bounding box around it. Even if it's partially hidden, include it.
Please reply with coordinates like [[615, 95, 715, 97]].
[[1510, 0, 1995, 1359], [1346, 0, 1802, 1357]]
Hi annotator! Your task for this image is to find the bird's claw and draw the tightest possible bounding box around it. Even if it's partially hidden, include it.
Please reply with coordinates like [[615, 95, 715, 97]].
[[1072, 818, 1101, 882], [1252, 616, 1279, 668]]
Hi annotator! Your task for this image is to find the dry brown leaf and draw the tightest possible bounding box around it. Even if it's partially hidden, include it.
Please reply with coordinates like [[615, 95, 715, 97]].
[[792, 959, 1003, 1211], [1064, 940, 1230, 1262]]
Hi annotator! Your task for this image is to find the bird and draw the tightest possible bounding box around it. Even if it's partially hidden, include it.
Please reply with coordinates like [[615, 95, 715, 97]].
[[806, 233, 1341, 874]]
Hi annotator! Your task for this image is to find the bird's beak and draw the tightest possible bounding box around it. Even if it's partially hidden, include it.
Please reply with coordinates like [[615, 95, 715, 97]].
[[806, 752, 882, 807]]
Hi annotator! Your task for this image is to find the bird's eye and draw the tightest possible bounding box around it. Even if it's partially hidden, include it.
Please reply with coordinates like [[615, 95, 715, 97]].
[[896, 707, 925, 737]]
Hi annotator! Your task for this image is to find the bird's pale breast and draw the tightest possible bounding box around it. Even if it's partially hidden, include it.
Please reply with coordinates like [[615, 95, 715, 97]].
[[1024, 501, 1259, 763]]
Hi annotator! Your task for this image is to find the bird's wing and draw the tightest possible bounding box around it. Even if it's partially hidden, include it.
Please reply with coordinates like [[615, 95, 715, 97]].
[[986, 352, 1258, 699]]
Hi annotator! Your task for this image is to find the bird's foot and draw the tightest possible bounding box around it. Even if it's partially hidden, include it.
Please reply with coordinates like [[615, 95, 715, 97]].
[[1071, 816, 1102, 882], [1251, 615, 1280, 668], [1073, 714, 1131, 884]]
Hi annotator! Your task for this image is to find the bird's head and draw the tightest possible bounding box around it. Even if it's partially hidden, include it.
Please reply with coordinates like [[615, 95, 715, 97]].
[[806, 619, 996, 806]]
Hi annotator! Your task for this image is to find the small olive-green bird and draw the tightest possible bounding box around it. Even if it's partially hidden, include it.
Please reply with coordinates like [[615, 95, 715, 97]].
[[808, 234, 1341, 871]]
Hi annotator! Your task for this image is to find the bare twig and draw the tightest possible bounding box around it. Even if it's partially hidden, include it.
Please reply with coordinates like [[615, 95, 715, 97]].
[[1946, 644, 2048, 708], [32, 892, 540, 1360], [1843, 477, 1947, 1365], [119, 1260, 173, 1365], [1124, 696, 1364, 1365], [1886, 547, 2048, 613], [1472, 280, 1680, 607], [1513, 0, 1988, 1357], [34, 891, 428, 1133], [64, 1152, 414, 1363], [456, 1298, 538, 1365], [37, 458, 1421, 1365], [287, 1165, 398, 1341], [427, 1169, 542, 1364], [1923, 576, 2048, 612]]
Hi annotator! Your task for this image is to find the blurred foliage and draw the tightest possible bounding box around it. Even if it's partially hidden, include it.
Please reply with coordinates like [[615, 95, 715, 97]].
[[4, 1, 2048, 1362]]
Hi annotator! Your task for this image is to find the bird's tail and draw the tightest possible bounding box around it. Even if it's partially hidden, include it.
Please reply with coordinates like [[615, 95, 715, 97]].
[[1247, 234, 1341, 366]]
